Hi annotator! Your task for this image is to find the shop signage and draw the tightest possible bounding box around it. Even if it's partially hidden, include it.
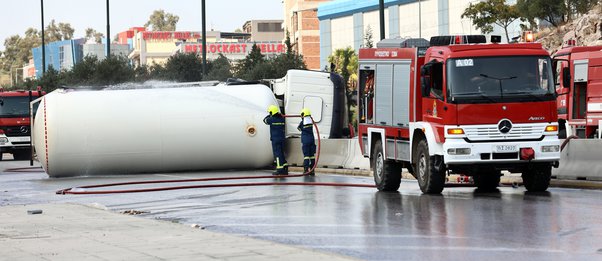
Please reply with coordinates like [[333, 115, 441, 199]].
[[183, 43, 285, 54], [143, 31, 201, 40]]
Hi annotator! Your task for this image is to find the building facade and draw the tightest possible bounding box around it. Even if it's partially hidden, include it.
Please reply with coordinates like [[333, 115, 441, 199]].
[[283, 0, 332, 70], [32, 39, 85, 78], [242, 20, 284, 42], [32, 39, 131, 78], [129, 29, 285, 66], [317, 0, 523, 70]]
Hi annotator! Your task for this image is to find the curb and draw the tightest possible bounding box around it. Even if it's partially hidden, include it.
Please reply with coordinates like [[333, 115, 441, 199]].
[[295, 167, 602, 190]]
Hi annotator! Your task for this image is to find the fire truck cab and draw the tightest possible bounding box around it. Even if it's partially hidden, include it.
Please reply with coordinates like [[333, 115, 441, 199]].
[[0, 90, 44, 160], [553, 42, 602, 138], [358, 36, 560, 193]]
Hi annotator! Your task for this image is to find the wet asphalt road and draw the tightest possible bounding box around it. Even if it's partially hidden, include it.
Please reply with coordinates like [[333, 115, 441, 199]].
[[1, 159, 601, 261]]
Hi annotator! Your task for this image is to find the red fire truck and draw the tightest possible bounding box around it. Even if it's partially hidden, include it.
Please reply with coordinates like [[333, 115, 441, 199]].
[[552, 42, 602, 138], [358, 36, 560, 193], [0, 90, 44, 160]]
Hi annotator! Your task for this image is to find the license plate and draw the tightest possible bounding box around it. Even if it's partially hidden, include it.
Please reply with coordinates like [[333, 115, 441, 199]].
[[493, 145, 517, 153], [9, 137, 30, 142]]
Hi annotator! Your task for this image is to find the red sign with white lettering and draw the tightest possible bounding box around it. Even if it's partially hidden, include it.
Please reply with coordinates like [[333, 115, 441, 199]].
[[142, 31, 201, 40], [183, 43, 285, 54]]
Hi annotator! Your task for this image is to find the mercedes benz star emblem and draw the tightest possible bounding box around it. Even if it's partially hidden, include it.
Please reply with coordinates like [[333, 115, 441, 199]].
[[498, 119, 512, 134], [20, 126, 28, 134]]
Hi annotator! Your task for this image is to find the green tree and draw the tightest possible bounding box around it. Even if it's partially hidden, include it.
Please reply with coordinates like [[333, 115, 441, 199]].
[[269, 33, 307, 78], [516, 0, 566, 27], [37, 66, 64, 92], [145, 10, 180, 31], [163, 52, 203, 82], [148, 63, 167, 79], [1, 21, 74, 73], [133, 64, 151, 82], [204, 54, 233, 81], [64, 55, 99, 85], [44, 19, 74, 42], [364, 25, 374, 48], [85, 28, 104, 44], [568, 0, 599, 16], [92, 55, 135, 85], [235, 43, 265, 79], [461, 0, 521, 42]]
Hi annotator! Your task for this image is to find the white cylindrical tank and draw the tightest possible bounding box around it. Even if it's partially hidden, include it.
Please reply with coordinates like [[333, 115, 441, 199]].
[[33, 85, 277, 177]]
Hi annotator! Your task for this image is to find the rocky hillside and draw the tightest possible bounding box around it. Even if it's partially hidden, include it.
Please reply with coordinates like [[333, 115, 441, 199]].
[[536, 4, 602, 54]]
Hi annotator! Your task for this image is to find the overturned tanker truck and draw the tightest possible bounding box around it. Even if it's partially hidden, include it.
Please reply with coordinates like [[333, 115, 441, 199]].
[[32, 85, 276, 177], [31, 70, 347, 177]]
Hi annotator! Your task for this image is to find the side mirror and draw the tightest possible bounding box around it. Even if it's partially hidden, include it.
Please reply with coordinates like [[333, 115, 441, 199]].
[[420, 65, 431, 97], [562, 67, 571, 89]]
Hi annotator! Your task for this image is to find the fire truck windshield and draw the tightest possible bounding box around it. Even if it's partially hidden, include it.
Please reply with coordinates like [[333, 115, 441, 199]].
[[447, 56, 555, 103], [0, 96, 39, 117]]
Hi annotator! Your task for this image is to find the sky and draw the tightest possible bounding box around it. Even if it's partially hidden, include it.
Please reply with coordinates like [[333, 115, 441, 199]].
[[1, 0, 284, 51]]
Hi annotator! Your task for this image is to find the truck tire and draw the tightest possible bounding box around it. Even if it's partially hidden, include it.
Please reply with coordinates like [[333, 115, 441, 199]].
[[414, 139, 445, 194], [522, 165, 551, 192], [372, 139, 401, 191], [474, 171, 501, 191], [13, 150, 30, 161]]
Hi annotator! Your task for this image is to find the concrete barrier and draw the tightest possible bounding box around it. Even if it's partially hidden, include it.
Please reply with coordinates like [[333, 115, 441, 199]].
[[285, 138, 370, 170], [553, 139, 602, 181]]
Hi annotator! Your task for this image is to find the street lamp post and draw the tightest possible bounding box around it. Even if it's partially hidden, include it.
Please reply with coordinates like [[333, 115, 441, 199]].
[[379, 0, 385, 40], [418, 0, 422, 38], [106, 0, 111, 58], [201, 0, 207, 76], [40, 0, 46, 74]]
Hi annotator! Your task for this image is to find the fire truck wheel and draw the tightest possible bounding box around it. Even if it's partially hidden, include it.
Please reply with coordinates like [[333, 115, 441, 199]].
[[522, 165, 551, 192], [372, 139, 401, 191], [414, 139, 445, 194], [473, 171, 501, 191]]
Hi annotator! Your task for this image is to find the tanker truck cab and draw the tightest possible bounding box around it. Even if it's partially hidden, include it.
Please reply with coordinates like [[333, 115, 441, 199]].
[[0, 90, 44, 160], [358, 35, 560, 194]]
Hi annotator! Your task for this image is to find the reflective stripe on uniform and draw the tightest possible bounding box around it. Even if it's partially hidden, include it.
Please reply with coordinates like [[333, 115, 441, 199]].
[[272, 123, 285, 125], [276, 158, 288, 168]]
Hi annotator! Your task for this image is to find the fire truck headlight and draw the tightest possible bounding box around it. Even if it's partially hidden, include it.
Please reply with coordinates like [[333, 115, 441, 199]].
[[448, 148, 471, 155], [541, 145, 559, 153], [545, 125, 558, 132], [447, 128, 465, 135], [0, 137, 7, 143]]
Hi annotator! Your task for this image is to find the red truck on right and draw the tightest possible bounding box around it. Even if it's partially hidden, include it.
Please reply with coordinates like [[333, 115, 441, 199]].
[[553, 42, 602, 139]]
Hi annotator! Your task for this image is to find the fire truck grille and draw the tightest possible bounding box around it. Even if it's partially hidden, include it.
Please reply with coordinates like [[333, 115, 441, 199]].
[[1, 126, 31, 137], [463, 124, 546, 141]]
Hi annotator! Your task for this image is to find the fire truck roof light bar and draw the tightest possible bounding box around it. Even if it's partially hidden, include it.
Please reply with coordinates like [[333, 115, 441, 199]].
[[430, 35, 487, 46]]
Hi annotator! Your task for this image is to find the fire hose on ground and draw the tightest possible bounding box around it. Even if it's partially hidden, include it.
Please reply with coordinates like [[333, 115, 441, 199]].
[[54, 114, 375, 195]]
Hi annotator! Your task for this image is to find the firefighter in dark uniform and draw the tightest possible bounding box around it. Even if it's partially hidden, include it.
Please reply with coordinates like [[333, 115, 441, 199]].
[[263, 105, 288, 175], [297, 108, 316, 175]]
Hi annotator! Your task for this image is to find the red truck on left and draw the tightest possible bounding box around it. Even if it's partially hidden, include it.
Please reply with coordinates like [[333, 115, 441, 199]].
[[0, 90, 44, 160]]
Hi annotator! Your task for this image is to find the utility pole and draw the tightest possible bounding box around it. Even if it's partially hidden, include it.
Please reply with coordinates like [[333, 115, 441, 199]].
[[379, 0, 385, 40], [41, 0, 46, 74], [201, 0, 207, 76], [418, 0, 422, 38], [106, 0, 111, 57]]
